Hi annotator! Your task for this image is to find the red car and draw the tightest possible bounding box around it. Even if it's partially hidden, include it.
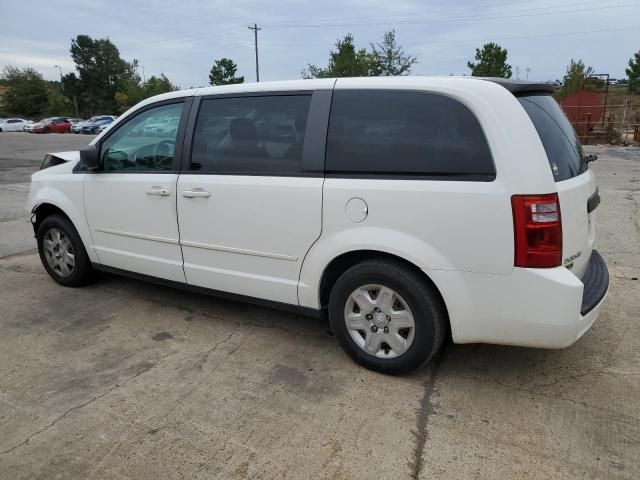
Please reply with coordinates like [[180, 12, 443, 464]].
[[29, 117, 71, 134]]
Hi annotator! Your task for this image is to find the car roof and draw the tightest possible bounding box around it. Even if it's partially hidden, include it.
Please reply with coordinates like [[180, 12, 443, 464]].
[[141, 76, 555, 104]]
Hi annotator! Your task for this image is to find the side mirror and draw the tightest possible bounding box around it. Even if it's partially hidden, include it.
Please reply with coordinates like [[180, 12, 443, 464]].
[[79, 145, 100, 170]]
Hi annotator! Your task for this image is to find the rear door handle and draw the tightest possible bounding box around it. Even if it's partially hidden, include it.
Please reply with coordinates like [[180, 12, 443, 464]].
[[146, 186, 171, 196], [182, 189, 211, 198]]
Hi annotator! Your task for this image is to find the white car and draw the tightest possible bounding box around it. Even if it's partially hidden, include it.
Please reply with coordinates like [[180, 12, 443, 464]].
[[0, 118, 32, 132], [27, 77, 609, 374]]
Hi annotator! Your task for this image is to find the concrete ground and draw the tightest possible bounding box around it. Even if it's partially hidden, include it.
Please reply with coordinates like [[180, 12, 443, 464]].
[[0, 133, 638, 479]]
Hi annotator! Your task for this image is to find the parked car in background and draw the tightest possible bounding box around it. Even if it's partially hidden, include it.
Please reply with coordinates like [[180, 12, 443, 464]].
[[67, 118, 84, 131], [81, 117, 114, 134], [97, 122, 113, 133], [142, 115, 181, 136], [28, 117, 71, 134], [25, 118, 53, 133], [71, 116, 115, 134], [28, 77, 609, 374], [0, 118, 32, 132]]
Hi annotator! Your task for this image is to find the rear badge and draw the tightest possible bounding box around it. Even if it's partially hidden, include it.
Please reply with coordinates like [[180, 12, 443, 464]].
[[564, 251, 582, 269], [552, 162, 560, 176]]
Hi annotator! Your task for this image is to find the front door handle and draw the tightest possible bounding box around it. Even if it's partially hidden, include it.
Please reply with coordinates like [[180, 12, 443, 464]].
[[146, 186, 171, 196], [182, 188, 211, 198]]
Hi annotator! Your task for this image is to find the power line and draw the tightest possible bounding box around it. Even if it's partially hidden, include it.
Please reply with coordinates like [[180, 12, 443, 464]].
[[264, 2, 639, 29], [112, 0, 631, 51], [260, 0, 622, 27], [248, 23, 261, 82], [258, 24, 640, 47]]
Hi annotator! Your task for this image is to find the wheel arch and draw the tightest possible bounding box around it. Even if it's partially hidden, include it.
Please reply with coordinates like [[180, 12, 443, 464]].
[[31, 202, 73, 235], [314, 249, 449, 326], [29, 193, 99, 263]]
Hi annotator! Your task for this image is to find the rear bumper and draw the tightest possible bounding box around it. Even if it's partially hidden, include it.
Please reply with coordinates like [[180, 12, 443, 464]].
[[580, 250, 609, 315], [429, 249, 609, 348]]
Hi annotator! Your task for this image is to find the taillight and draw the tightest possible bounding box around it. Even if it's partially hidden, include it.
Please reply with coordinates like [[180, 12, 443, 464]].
[[511, 193, 562, 268]]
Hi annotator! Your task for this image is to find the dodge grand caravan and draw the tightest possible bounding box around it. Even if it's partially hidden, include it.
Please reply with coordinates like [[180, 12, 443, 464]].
[[28, 77, 609, 374]]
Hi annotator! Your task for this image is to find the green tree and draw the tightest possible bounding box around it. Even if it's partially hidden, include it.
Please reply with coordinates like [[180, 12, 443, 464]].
[[61, 72, 82, 116], [0, 66, 49, 117], [209, 58, 244, 86], [143, 74, 178, 96], [559, 59, 594, 97], [467, 42, 512, 78], [625, 49, 640, 93], [302, 34, 377, 78], [45, 88, 72, 116], [70, 34, 139, 114], [114, 73, 178, 113], [370, 29, 417, 76]]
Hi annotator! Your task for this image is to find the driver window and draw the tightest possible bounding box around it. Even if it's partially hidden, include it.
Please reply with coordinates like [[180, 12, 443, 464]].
[[100, 102, 184, 172]]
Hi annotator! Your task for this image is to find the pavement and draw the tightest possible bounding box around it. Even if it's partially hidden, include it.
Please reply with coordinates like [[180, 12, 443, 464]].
[[0, 132, 639, 479]]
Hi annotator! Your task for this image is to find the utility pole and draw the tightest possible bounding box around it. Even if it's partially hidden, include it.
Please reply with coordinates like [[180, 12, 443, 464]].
[[525, 67, 531, 80], [248, 23, 261, 82], [53, 65, 63, 82]]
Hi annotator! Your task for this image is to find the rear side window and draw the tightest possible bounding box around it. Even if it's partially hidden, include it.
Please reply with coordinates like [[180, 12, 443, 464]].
[[518, 94, 586, 181], [325, 90, 495, 179], [190, 95, 311, 175]]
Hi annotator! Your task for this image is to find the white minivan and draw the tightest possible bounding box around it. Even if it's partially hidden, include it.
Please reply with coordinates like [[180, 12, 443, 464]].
[[28, 77, 609, 374]]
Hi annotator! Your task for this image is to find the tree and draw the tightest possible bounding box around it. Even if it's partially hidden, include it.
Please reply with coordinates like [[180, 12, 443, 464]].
[[143, 74, 178, 96], [115, 74, 178, 113], [209, 58, 244, 86], [70, 34, 139, 114], [370, 29, 417, 76], [559, 59, 594, 97], [61, 72, 82, 116], [46, 88, 72, 116], [467, 42, 512, 78], [626, 49, 640, 93], [0, 66, 49, 117], [302, 34, 377, 78]]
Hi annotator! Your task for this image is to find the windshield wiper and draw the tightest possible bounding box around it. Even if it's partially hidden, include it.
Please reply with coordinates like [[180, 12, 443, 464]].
[[584, 154, 598, 164]]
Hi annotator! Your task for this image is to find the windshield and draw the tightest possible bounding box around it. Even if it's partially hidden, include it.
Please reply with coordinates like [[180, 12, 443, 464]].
[[518, 94, 586, 181]]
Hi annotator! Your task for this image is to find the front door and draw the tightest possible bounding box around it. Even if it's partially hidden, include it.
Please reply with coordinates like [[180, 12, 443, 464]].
[[177, 92, 328, 304], [84, 100, 189, 282]]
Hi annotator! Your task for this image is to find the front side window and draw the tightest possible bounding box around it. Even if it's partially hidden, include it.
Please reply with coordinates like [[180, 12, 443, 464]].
[[325, 90, 495, 178], [100, 102, 184, 172], [190, 95, 311, 175]]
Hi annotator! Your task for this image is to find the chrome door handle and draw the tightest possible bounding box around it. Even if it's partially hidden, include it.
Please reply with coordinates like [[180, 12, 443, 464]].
[[182, 189, 211, 198], [146, 186, 171, 196]]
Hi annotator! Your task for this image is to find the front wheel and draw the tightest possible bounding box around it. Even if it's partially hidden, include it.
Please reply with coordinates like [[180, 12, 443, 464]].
[[37, 214, 95, 287], [328, 259, 447, 375]]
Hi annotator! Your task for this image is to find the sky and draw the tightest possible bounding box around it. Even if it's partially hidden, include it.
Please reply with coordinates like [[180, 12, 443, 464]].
[[0, 0, 638, 87]]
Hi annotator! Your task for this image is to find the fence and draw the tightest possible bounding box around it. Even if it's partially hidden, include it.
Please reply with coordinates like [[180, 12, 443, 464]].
[[560, 91, 640, 145]]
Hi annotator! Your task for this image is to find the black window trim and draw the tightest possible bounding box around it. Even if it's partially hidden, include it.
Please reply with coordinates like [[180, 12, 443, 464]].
[[180, 89, 332, 177], [323, 88, 497, 182], [76, 96, 194, 175]]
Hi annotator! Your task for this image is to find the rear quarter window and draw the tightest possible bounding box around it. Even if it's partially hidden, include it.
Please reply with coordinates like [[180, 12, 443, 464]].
[[518, 94, 587, 181], [325, 90, 495, 179]]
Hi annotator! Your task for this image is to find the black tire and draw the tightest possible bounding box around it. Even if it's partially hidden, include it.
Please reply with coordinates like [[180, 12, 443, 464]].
[[328, 259, 447, 375], [37, 214, 95, 287]]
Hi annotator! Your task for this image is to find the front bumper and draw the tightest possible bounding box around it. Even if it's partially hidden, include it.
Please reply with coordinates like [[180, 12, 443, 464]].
[[429, 249, 610, 348]]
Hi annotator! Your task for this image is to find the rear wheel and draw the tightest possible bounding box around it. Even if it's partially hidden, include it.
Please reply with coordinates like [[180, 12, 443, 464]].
[[37, 214, 95, 287], [328, 259, 447, 375]]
